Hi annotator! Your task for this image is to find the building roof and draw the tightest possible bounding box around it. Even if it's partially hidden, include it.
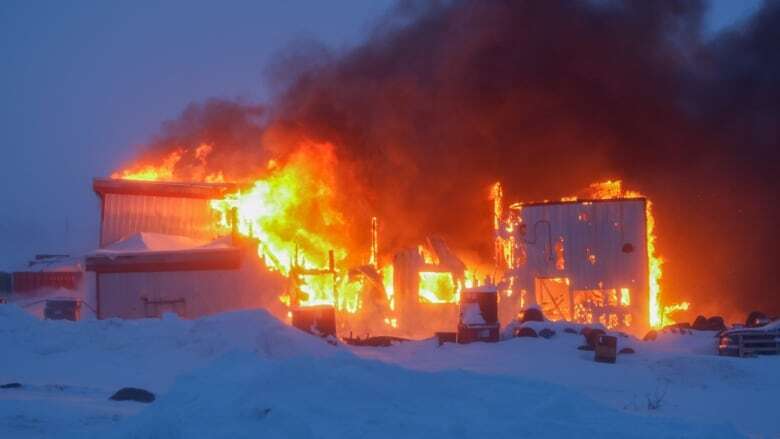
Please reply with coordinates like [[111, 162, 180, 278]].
[[509, 197, 647, 209], [93, 178, 239, 200], [85, 233, 247, 273]]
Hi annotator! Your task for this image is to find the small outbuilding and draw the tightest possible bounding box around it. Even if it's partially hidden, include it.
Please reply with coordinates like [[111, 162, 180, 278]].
[[85, 178, 285, 320]]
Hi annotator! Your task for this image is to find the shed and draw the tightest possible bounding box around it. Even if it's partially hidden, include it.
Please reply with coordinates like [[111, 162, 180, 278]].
[[85, 233, 285, 319], [11, 255, 83, 294], [86, 178, 285, 320]]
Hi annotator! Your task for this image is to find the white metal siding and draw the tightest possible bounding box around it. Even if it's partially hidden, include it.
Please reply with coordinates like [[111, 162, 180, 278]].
[[519, 199, 648, 292], [101, 193, 226, 247], [98, 258, 286, 320]]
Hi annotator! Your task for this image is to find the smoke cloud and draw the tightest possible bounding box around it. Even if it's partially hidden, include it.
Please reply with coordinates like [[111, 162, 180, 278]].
[[131, 0, 780, 321]]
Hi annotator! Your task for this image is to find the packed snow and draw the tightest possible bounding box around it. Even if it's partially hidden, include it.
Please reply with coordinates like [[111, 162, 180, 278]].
[[1, 304, 777, 438]]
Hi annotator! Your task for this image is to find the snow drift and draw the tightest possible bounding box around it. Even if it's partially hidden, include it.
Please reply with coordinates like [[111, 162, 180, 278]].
[[1, 305, 774, 438]]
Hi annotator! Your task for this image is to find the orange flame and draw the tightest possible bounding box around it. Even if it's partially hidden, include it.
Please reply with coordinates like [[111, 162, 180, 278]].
[[111, 143, 227, 183], [111, 149, 184, 181], [208, 142, 359, 310]]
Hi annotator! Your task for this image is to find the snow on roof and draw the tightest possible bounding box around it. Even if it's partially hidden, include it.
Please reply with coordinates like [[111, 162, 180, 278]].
[[94, 232, 232, 256], [723, 319, 780, 335], [7, 255, 83, 273]]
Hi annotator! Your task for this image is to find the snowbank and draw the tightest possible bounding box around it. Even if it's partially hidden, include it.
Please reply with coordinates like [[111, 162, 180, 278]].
[[0, 305, 340, 391], [354, 324, 779, 436], [1, 305, 776, 438], [112, 352, 737, 439]]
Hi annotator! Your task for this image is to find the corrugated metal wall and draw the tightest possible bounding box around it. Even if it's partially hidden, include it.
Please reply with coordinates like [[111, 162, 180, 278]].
[[101, 193, 227, 247], [518, 199, 648, 292], [98, 257, 286, 320]]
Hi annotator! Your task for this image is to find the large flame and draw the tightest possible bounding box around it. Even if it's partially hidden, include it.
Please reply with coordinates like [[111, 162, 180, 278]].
[[111, 149, 184, 181], [208, 142, 359, 309], [109, 139, 469, 325], [579, 180, 687, 328], [418, 272, 458, 304], [110, 144, 226, 183]]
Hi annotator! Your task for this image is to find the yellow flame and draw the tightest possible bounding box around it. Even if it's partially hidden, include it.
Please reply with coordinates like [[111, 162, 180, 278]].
[[620, 287, 631, 306], [111, 149, 183, 181], [382, 265, 395, 311], [661, 301, 690, 326], [208, 143, 357, 310], [418, 272, 458, 304]]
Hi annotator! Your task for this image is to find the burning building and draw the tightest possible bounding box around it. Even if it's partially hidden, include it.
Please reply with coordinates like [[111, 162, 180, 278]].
[[97, 134, 683, 337], [85, 178, 286, 319], [493, 181, 670, 333]]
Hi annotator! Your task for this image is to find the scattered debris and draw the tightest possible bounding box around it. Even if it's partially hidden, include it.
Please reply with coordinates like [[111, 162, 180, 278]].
[[643, 330, 658, 341], [520, 307, 545, 323], [538, 328, 556, 339], [343, 335, 409, 347], [619, 347, 636, 354], [692, 315, 726, 331], [435, 332, 456, 346], [515, 327, 538, 338], [582, 328, 606, 348], [292, 306, 336, 338], [109, 387, 156, 403], [595, 335, 617, 364]]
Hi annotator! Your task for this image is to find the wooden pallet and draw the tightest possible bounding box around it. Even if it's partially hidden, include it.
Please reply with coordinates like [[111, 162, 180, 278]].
[[718, 330, 780, 357]]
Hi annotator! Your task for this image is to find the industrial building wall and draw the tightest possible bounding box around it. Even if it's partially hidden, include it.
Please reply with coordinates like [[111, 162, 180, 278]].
[[101, 193, 226, 247], [97, 257, 286, 320], [518, 199, 648, 292]]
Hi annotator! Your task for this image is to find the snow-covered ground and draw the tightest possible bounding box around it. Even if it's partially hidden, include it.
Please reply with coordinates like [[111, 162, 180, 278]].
[[0, 305, 776, 438]]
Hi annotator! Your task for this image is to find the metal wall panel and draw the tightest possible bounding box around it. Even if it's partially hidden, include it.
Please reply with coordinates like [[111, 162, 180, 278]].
[[101, 193, 226, 247], [98, 256, 286, 320], [518, 199, 648, 293]]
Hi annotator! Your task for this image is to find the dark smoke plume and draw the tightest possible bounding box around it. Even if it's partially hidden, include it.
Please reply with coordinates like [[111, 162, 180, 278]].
[[135, 0, 780, 321]]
